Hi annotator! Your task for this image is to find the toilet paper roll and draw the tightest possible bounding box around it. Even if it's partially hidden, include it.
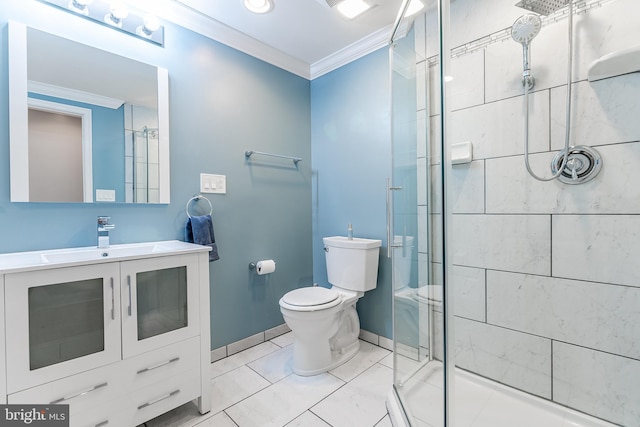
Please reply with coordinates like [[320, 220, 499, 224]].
[[256, 259, 276, 275]]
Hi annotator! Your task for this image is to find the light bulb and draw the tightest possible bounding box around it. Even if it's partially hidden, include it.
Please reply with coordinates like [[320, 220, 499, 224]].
[[104, 2, 129, 28], [68, 0, 91, 15], [136, 15, 161, 38], [243, 0, 274, 14]]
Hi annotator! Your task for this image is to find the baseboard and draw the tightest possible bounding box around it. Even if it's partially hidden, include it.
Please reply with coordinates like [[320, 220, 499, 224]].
[[210, 323, 292, 363], [359, 329, 393, 351]]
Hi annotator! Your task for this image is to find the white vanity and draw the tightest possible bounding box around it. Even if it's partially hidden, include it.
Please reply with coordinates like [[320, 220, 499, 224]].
[[0, 240, 211, 426]]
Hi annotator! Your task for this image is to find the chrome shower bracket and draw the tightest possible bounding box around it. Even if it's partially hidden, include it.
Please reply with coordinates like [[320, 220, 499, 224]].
[[522, 72, 535, 90], [551, 145, 603, 184]]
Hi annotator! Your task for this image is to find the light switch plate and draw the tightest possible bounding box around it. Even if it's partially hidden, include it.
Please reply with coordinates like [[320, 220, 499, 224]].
[[96, 189, 116, 201], [200, 173, 226, 194]]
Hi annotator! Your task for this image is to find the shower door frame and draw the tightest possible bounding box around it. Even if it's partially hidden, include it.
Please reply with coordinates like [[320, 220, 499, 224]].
[[388, 0, 454, 425]]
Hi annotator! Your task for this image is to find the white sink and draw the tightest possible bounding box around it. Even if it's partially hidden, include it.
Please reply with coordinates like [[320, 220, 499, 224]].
[[40, 243, 170, 264], [0, 240, 208, 272]]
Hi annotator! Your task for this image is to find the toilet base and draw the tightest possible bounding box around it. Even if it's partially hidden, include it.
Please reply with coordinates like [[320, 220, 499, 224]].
[[293, 339, 360, 376]]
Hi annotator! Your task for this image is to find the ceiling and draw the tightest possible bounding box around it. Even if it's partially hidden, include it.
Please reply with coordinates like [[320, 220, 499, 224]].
[[142, 0, 405, 79]]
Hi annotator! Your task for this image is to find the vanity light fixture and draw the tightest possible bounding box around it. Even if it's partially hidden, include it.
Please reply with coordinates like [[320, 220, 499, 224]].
[[336, 0, 371, 19], [36, 0, 164, 46], [68, 0, 91, 15], [104, 2, 129, 28], [243, 0, 274, 14], [136, 15, 161, 38]]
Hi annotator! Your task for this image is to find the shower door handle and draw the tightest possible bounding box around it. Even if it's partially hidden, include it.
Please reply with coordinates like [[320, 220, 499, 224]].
[[386, 178, 403, 258]]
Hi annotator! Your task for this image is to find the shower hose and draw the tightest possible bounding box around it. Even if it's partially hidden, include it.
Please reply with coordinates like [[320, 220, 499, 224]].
[[524, 0, 574, 181]]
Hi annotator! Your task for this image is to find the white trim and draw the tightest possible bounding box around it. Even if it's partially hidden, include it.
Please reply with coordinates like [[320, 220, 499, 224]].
[[154, 2, 311, 79], [118, 1, 397, 81], [310, 24, 393, 79], [157, 67, 170, 204], [27, 97, 94, 203], [28, 81, 124, 110], [9, 21, 29, 202]]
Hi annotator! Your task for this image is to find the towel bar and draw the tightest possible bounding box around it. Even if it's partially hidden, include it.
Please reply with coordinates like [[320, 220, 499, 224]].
[[245, 150, 302, 165]]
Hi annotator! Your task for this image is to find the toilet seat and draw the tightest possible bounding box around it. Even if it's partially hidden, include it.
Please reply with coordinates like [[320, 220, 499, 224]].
[[280, 287, 341, 312]]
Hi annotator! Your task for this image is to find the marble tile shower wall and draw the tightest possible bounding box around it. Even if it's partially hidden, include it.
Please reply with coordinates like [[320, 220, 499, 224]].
[[418, 0, 640, 425]]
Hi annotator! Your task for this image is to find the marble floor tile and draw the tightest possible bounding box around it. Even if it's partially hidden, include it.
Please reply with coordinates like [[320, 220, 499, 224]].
[[193, 412, 238, 427], [378, 353, 394, 369], [374, 415, 393, 427], [210, 365, 271, 414], [270, 331, 295, 348], [144, 366, 270, 427], [225, 373, 344, 427], [285, 411, 331, 426], [329, 340, 391, 382], [248, 345, 294, 383], [312, 363, 392, 427], [143, 401, 212, 427], [210, 341, 281, 378]]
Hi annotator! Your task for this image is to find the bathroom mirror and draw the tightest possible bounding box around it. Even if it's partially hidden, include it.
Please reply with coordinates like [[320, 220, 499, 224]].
[[8, 22, 170, 203]]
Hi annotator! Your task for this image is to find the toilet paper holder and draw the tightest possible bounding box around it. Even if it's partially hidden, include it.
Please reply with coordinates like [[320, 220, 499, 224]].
[[249, 260, 276, 275]]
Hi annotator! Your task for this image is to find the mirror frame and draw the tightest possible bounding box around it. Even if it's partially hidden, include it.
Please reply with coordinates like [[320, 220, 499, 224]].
[[8, 21, 170, 204]]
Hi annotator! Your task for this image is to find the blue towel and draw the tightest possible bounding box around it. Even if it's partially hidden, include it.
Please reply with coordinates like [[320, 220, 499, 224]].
[[185, 214, 219, 262]]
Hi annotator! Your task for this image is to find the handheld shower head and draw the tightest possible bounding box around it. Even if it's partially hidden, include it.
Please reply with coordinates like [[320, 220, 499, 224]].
[[511, 13, 542, 44], [511, 14, 542, 89]]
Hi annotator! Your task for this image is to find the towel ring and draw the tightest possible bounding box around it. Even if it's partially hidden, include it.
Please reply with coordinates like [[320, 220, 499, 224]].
[[186, 195, 213, 218]]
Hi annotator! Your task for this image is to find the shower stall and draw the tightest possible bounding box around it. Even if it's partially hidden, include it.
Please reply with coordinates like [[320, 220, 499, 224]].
[[387, 0, 640, 426], [124, 102, 161, 204]]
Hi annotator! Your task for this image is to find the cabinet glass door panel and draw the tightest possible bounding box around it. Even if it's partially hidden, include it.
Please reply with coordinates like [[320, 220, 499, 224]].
[[29, 278, 104, 370], [121, 254, 200, 358], [5, 263, 121, 393], [136, 266, 188, 341]]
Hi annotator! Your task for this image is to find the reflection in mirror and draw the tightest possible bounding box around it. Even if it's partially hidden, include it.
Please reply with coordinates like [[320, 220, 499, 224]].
[[8, 22, 170, 203]]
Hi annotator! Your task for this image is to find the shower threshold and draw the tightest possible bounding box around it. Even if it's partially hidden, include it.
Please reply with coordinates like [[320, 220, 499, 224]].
[[387, 362, 618, 427]]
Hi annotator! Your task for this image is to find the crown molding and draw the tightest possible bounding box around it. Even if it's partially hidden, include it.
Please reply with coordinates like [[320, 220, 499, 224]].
[[309, 24, 393, 79], [160, 2, 395, 81], [28, 81, 124, 109], [165, 2, 312, 79]]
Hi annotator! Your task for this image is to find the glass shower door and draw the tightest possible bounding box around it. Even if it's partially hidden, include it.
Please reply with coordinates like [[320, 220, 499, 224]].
[[389, 5, 445, 426]]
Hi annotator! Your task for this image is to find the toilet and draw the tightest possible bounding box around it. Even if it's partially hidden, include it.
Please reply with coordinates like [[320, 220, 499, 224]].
[[279, 236, 381, 376]]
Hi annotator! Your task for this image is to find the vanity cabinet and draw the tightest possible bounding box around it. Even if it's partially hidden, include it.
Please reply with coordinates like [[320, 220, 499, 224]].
[[0, 241, 211, 427]]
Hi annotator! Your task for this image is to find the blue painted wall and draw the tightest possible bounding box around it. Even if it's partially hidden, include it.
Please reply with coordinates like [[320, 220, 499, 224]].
[[28, 92, 126, 201], [311, 48, 393, 339], [0, 2, 312, 349]]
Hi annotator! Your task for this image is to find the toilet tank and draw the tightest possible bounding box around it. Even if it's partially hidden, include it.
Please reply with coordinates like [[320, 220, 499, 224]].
[[323, 236, 382, 292]]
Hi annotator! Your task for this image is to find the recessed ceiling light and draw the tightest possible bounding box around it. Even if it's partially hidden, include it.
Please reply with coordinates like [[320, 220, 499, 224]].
[[336, 0, 371, 19], [244, 0, 274, 14]]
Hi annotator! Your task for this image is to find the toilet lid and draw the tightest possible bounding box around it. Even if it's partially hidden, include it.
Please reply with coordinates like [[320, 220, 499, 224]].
[[282, 287, 339, 307]]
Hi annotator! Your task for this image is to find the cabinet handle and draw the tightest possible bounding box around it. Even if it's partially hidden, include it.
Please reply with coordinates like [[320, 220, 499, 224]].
[[137, 389, 180, 410], [110, 277, 114, 320], [136, 357, 180, 374], [94, 421, 109, 427], [127, 275, 132, 316], [50, 382, 108, 404]]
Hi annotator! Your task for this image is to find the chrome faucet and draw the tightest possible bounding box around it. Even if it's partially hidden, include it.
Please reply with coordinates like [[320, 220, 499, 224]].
[[97, 216, 115, 248]]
